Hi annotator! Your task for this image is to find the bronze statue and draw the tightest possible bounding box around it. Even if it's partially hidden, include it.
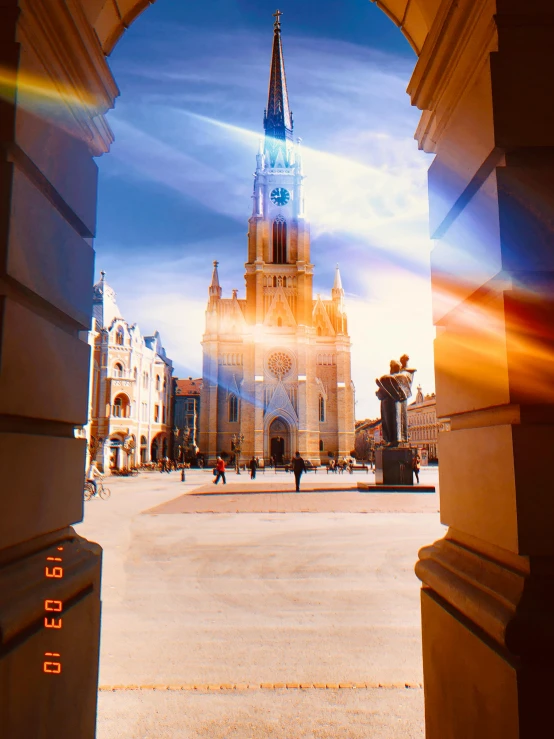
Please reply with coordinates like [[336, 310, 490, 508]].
[[375, 355, 416, 446]]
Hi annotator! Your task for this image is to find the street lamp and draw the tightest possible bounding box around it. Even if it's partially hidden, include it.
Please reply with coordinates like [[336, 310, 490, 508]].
[[232, 433, 245, 475]]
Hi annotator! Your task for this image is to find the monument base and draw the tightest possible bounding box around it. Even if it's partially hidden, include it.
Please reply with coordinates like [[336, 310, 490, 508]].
[[375, 447, 414, 485]]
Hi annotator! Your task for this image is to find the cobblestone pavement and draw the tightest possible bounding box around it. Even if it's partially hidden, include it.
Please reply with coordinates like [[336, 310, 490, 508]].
[[74, 469, 443, 738]]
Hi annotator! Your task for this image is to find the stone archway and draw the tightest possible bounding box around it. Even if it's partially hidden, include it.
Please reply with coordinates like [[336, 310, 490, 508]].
[[2, 2, 554, 738]]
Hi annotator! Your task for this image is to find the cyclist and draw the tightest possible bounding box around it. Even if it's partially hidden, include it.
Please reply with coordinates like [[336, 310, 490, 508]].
[[86, 460, 102, 495]]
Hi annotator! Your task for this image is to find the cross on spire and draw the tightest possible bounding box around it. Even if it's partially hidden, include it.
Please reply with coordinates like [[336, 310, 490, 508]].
[[273, 9, 282, 29]]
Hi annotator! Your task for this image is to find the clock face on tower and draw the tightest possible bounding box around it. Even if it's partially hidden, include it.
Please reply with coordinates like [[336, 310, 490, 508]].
[[270, 187, 290, 206]]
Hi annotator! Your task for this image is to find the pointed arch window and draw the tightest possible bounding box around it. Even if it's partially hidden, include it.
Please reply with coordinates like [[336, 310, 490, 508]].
[[114, 362, 123, 378], [272, 216, 287, 264], [319, 396, 325, 423], [229, 394, 239, 423], [115, 326, 124, 345]]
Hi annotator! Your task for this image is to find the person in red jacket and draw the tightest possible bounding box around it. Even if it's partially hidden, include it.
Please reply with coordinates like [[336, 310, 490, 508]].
[[213, 456, 226, 485]]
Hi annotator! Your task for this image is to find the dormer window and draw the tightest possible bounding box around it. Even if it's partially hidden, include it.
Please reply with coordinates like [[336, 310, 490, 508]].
[[115, 327, 124, 346]]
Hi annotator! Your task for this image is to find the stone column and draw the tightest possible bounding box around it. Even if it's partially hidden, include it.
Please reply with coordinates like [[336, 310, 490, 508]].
[[0, 0, 118, 736], [410, 1, 554, 736]]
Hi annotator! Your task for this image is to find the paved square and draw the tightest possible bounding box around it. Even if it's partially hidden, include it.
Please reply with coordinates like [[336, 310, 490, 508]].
[[74, 469, 443, 738]]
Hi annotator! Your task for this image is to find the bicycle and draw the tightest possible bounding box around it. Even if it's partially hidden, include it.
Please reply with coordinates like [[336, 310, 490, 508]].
[[84, 477, 111, 501]]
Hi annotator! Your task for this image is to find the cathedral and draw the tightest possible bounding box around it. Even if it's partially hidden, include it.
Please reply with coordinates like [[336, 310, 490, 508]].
[[199, 12, 355, 465]]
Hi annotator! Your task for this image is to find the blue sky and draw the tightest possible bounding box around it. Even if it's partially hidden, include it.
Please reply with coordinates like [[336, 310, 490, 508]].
[[95, 0, 436, 418]]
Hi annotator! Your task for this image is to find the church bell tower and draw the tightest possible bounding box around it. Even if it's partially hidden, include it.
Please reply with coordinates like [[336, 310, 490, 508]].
[[199, 11, 355, 466], [244, 9, 312, 329]]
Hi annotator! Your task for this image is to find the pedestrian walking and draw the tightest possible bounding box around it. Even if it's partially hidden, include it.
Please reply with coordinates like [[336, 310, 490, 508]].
[[249, 456, 257, 479], [213, 456, 226, 485], [163, 456, 171, 473], [292, 451, 306, 492], [413, 452, 421, 484]]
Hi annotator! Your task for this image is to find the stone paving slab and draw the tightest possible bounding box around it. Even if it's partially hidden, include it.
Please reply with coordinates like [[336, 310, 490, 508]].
[[190, 481, 435, 495], [143, 490, 439, 515], [97, 687, 425, 738], [99, 681, 422, 691]]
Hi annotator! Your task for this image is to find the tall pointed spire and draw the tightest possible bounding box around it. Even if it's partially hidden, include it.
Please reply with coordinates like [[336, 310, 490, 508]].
[[264, 10, 293, 166], [209, 260, 222, 300]]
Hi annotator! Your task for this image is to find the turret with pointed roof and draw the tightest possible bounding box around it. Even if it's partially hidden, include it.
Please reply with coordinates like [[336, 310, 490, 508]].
[[332, 264, 344, 300], [92, 271, 123, 330], [209, 260, 222, 300]]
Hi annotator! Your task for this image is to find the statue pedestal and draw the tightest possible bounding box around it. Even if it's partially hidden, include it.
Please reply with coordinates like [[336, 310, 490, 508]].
[[375, 448, 414, 485]]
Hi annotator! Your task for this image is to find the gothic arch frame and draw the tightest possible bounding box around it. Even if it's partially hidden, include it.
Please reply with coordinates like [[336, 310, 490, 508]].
[[264, 410, 298, 462]]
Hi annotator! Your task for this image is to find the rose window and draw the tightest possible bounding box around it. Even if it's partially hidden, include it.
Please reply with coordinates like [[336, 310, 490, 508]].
[[268, 351, 292, 379]]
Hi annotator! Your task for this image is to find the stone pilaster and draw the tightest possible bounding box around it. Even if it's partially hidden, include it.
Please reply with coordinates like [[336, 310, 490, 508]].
[[410, 1, 554, 736], [0, 0, 118, 735]]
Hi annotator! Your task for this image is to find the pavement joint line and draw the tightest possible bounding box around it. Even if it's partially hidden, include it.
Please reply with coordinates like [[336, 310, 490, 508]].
[[98, 682, 423, 692]]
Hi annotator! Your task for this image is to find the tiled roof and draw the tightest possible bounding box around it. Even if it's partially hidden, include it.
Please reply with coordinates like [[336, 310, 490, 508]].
[[175, 378, 202, 396]]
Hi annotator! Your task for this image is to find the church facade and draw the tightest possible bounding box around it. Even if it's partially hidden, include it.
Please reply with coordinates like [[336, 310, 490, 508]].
[[199, 13, 355, 465]]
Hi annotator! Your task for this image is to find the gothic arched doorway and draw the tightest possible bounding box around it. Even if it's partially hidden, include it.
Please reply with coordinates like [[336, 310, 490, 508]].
[[270, 436, 285, 465], [268, 417, 289, 465]]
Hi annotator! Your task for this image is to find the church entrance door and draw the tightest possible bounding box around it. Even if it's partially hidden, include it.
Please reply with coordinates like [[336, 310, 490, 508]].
[[270, 436, 285, 465]]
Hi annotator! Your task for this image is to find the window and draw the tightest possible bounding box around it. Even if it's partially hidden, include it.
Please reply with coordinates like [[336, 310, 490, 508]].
[[229, 394, 238, 423], [112, 394, 130, 418], [156, 375, 160, 391], [272, 216, 287, 264], [114, 362, 123, 378], [115, 327, 124, 346], [319, 439, 324, 452], [133, 367, 137, 380], [143, 372, 149, 389], [141, 403, 148, 421], [319, 396, 325, 423], [162, 406, 166, 424], [154, 405, 160, 423]]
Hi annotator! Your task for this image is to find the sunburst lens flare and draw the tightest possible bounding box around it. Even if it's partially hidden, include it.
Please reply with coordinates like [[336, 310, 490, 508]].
[[183, 110, 429, 246], [0, 66, 100, 112]]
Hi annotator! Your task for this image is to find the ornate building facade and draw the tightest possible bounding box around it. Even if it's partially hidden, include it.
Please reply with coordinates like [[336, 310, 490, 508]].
[[89, 273, 173, 471], [173, 377, 202, 449], [199, 15, 355, 465], [407, 386, 438, 461]]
